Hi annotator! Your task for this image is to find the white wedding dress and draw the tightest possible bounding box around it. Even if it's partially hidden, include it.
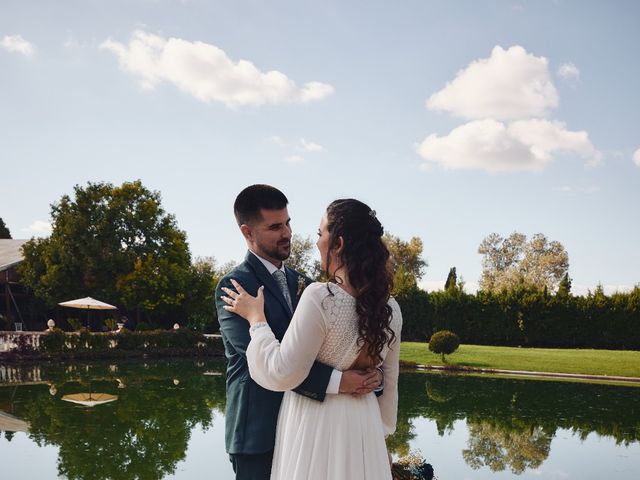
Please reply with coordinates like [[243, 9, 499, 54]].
[[247, 282, 402, 480]]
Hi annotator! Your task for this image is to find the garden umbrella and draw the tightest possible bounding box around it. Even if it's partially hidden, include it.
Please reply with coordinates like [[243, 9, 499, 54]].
[[0, 410, 29, 432], [61, 393, 118, 407], [58, 296, 117, 328], [58, 296, 117, 310]]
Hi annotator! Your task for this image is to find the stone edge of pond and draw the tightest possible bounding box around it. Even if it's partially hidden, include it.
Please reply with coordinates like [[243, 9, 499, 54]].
[[410, 364, 640, 384]]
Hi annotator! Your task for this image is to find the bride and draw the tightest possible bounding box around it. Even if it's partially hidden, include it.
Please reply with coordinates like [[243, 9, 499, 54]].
[[222, 198, 402, 480]]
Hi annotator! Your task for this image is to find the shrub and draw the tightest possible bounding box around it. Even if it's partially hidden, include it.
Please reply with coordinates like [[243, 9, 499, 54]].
[[67, 318, 82, 331], [41, 328, 67, 353], [136, 322, 155, 331], [428, 330, 460, 362]]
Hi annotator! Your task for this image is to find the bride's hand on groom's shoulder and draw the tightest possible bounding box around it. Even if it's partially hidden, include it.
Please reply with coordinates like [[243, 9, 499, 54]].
[[221, 279, 266, 326], [339, 368, 382, 396]]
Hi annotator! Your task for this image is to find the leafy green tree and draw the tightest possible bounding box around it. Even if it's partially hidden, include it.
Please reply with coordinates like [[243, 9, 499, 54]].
[[444, 267, 457, 291], [384, 234, 427, 279], [183, 256, 236, 332], [428, 330, 460, 362], [0, 217, 11, 238], [383, 233, 427, 297], [18, 180, 197, 327], [556, 273, 572, 297], [287, 234, 321, 279], [478, 232, 569, 293]]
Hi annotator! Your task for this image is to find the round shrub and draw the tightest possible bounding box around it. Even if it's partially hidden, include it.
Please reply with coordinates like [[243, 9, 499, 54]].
[[428, 330, 460, 362]]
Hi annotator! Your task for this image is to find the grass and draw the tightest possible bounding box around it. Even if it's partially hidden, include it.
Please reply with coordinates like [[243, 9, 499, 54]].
[[400, 342, 640, 378]]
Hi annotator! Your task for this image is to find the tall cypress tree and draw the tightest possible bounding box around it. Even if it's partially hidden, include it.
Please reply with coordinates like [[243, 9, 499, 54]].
[[0, 217, 11, 239], [444, 267, 457, 291], [556, 272, 572, 297]]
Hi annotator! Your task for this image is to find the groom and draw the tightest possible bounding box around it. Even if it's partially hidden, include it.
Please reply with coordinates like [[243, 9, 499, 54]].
[[216, 184, 382, 479]]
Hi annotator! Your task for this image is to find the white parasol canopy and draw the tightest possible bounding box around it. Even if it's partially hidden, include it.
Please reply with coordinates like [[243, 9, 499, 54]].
[[61, 392, 118, 407], [58, 297, 117, 310], [0, 410, 29, 432]]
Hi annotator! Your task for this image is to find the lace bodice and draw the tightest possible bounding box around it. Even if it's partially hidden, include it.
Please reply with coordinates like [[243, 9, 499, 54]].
[[247, 281, 402, 435], [316, 283, 386, 370]]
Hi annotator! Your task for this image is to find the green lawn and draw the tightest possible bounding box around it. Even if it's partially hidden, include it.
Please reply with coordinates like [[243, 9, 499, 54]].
[[400, 342, 640, 378]]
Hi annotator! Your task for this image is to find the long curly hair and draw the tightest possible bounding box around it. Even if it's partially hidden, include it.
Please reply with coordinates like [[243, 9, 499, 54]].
[[324, 199, 395, 363]]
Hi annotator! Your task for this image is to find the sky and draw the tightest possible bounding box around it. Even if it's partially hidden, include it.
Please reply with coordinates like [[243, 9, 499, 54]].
[[1, 0, 639, 295]]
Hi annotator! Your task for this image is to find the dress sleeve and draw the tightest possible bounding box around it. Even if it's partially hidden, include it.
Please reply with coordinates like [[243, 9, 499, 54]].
[[377, 301, 402, 436], [247, 284, 327, 392]]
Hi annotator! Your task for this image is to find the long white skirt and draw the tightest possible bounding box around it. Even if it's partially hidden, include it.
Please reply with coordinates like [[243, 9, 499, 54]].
[[270, 390, 392, 480]]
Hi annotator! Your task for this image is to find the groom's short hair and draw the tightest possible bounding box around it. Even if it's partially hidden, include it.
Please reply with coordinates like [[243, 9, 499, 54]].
[[234, 184, 289, 226]]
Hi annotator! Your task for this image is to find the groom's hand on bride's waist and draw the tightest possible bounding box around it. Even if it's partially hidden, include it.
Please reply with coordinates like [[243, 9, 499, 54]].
[[338, 368, 383, 396]]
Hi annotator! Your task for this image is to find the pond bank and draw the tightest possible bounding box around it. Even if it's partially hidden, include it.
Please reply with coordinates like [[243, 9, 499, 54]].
[[406, 362, 640, 384], [0, 330, 225, 362]]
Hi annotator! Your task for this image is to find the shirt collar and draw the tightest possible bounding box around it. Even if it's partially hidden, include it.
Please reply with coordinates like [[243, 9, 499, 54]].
[[249, 250, 285, 275]]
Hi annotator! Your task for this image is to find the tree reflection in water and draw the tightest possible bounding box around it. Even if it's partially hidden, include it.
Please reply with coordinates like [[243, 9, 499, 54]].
[[1, 360, 226, 480], [386, 371, 640, 474], [462, 422, 551, 473], [2, 363, 639, 478]]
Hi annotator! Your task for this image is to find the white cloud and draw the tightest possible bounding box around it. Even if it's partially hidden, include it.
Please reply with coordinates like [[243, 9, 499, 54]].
[[100, 30, 334, 108], [557, 62, 580, 81], [554, 185, 600, 194], [1, 35, 35, 56], [427, 45, 558, 120], [417, 118, 601, 172], [633, 148, 640, 167], [269, 135, 287, 147], [22, 221, 52, 236], [271, 136, 325, 154], [297, 138, 325, 153], [284, 155, 305, 164]]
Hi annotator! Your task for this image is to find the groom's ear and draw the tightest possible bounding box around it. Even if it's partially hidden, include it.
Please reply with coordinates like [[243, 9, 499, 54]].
[[240, 223, 253, 242]]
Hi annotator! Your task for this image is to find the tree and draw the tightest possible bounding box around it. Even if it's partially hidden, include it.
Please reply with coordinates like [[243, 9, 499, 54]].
[[183, 256, 237, 332], [287, 234, 321, 279], [428, 330, 460, 362], [18, 180, 196, 327], [383, 233, 427, 296], [478, 232, 568, 293], [444, 267, 457, 291], [384, 234, 427, 279], [556, 273, 572, 297], [0, 217, 11, 238]]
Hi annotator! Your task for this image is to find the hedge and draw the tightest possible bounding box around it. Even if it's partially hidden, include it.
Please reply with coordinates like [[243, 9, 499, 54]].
[[8, 329, 225, 360], [396, 286, 640, 350]]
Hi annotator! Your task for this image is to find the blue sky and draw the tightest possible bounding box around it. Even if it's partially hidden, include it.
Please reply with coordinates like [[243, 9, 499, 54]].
[[1, 0, 639, 294]]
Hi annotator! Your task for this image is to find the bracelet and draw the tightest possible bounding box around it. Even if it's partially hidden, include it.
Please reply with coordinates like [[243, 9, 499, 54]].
[[249, 322, 269, 334]]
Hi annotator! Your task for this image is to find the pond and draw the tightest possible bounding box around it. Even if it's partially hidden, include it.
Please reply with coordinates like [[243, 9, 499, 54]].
[[1, 359, 638, 479]]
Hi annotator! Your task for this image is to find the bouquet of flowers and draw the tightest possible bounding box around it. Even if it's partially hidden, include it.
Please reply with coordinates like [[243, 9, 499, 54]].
[[392, 451, 435, 480]]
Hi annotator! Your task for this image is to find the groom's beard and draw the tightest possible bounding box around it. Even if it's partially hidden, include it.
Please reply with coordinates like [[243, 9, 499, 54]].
[[261, 239, 291, 262]]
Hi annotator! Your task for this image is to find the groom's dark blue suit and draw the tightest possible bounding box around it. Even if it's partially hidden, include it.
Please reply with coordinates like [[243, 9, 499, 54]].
[[216, 252, 333, 477]]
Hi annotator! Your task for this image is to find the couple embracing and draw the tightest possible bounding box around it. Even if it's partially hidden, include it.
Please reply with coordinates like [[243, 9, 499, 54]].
[[216, 185, 403, 480]]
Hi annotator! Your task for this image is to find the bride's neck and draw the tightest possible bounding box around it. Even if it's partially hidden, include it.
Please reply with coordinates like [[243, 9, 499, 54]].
[[332, 266, 356, 296]]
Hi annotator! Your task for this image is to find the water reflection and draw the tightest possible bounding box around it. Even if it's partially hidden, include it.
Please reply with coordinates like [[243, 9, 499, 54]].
[[0, 360, 226, 480], [1, 362, 639, 479], [387, 372, 640, 474]]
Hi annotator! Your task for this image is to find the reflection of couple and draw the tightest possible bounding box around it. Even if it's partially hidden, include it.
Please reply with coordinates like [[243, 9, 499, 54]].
[[216, 185, 402, 480]]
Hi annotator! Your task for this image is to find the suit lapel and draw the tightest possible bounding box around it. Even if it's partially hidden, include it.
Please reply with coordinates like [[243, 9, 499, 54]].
[[245, 252, 293, 316]]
